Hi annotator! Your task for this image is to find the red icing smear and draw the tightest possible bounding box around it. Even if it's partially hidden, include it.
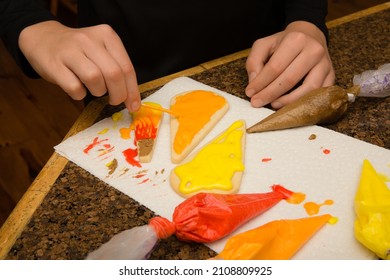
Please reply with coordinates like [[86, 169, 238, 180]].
[[122, 148, 141, 167], [323, 149, 331, 154], [138, 178, 150, 184], [133, 174, 146, 179], [83, 137, 108, 154], [261, 158, 272, 162]]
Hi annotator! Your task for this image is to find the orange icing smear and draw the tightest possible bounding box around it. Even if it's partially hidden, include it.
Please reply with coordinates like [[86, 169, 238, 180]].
[[119, 127, 131, 139], [271, 185, 306, 204], [304, 199, 334, 216], [120, 102, 163, 140], [287, 192, 306, 204], [171, 90, 227, 154]]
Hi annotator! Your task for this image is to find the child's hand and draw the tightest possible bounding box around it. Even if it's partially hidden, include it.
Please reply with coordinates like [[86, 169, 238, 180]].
[[19, 21, 141, 112], [245, 21, 335, 109]]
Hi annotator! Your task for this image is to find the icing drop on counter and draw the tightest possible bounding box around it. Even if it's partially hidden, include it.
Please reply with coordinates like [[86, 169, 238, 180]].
[[304, 199, 334, 216]]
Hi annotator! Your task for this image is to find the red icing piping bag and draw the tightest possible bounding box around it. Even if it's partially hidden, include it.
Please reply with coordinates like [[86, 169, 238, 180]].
[[171, 184, 293, 242]]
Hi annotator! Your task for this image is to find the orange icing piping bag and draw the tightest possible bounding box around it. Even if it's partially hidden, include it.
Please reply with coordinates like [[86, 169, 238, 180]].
[[141, 103, 179, 117], [216, 214, 332, 260]]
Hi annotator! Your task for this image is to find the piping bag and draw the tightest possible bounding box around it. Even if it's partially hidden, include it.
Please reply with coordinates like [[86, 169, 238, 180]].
[[214, 214, 333, 260], [86, 185, 304, 259], [247, 63, 390, 133], [354, 159, 390, 260]]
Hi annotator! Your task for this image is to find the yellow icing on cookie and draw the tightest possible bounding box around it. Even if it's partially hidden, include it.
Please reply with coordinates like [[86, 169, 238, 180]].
[[174, 120, 245, 195], [171, 90, 227, 155]]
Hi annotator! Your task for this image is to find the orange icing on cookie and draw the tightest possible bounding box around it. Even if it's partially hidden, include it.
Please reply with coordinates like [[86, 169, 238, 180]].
[[171, 90, 227, 155], [173, 120, 245, 195]]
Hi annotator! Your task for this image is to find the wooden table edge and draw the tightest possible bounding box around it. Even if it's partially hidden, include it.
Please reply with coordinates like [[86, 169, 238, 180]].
[[1, 2, 389, 259], [326, 2, 390, 28], [0, 98, 107, 259]]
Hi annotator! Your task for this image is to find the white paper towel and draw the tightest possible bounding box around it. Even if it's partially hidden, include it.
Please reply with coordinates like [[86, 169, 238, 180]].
[[55, 77, 390, 259]]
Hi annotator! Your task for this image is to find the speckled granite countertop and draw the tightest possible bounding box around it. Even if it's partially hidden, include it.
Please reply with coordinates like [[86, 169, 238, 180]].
[[3, 7, 390, 260]]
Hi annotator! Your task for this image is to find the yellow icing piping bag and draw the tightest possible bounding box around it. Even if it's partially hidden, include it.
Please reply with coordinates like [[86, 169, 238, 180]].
[[141, 103, 178, 116], [354, 159, 390, 260]]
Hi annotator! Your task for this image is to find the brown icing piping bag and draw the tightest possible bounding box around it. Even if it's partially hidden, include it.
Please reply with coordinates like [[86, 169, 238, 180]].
[[247, 85, 360, 133], [247, 63, 390, 134]]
